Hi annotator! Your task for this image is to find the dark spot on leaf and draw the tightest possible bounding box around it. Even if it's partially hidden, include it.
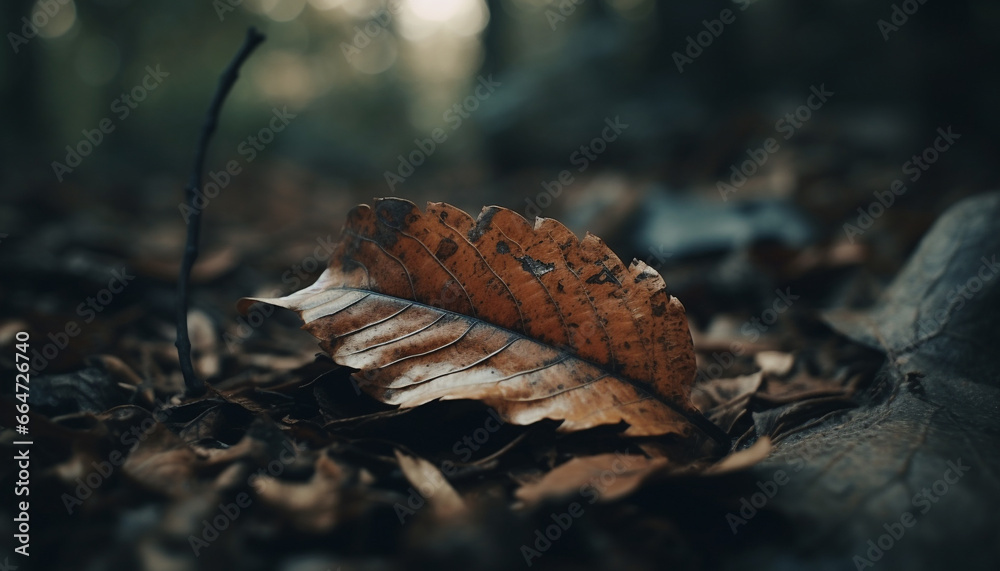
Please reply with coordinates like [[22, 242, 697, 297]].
[[496, 240, 510, 254], [375, 199, 415, 230], [468, 207, 497, 243], [436, 238, 459, 260], [586, 267, 621, 286], [342, 257, 363, 274], [515, 255, 555, 277]]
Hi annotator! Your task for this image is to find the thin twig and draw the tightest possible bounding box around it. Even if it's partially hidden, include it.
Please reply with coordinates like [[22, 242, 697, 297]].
[[176, 28, 266, 397]]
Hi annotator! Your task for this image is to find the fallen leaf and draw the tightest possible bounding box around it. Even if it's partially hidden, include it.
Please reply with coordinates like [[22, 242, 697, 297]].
[[241, 199, 725, 444], [253, 450, 345, 533], [122, 424, 200, 497], [395, 450, 466, 518], [702, 436, 772, 475], [515, 452, 668, 506], [692, 372, 762, 435], [30, 367, 134, 416]]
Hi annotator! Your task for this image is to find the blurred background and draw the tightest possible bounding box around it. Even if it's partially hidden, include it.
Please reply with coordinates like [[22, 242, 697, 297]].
[[2, 0, 998, 230], [3, 0, 999, 337]]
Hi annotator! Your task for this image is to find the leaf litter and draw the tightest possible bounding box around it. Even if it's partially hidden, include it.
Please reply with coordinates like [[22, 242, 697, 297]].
[[2, 192, 997, 570]]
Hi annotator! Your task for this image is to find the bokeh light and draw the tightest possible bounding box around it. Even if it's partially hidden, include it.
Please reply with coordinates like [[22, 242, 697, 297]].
[[34, 0, 77, 39]]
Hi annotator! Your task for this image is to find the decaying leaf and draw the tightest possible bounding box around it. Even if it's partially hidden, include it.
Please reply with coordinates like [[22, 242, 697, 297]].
[[252, 451, 345, 533], [395, 450, 466, 518], [240, 199, 725, 443], [515, 437, 772, 506], [702, 437, 772, 475], [515, 452, 669, 506]]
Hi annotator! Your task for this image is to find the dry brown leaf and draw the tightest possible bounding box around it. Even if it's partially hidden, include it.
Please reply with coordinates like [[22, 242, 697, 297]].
[[122, 424, 200, 496], [692, 372, 763, 434], [394, 450, 466, 518], [516, 438, 772, 506], [252, 451, 344, 532], [514, 452, 668, 506], [702, 437, 772, 475], [240, 199, 725, 443], [692, 373, 763, 413]]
